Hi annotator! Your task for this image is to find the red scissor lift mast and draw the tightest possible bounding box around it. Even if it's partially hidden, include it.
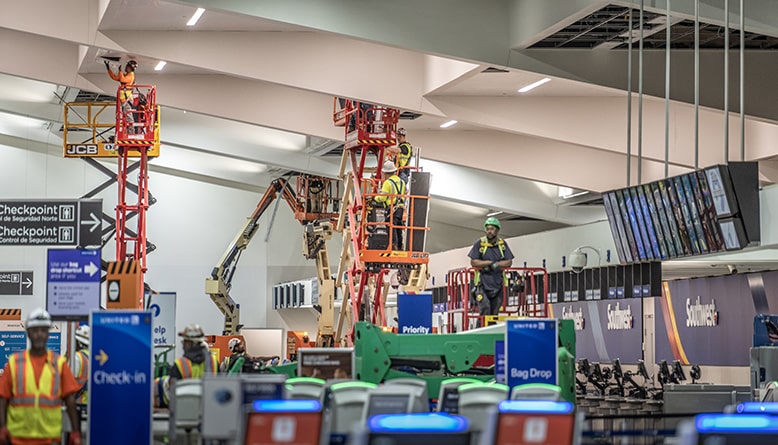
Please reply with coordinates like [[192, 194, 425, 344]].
[[114, 84, 157, 307], [446, 267, 550, 332], [334, 100, 429, 340]]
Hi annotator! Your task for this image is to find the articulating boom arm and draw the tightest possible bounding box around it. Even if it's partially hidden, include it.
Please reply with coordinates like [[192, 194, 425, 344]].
[[205, 178, 299, 335]]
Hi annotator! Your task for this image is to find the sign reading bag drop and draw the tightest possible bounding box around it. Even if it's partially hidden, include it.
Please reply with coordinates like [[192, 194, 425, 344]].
[[506, 319, 558, 389]]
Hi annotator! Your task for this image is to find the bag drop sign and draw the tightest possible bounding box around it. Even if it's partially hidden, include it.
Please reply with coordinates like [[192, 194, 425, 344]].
[[506, 319, 558, 388]]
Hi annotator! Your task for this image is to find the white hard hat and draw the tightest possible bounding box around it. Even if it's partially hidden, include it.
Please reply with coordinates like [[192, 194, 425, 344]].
[[397, 128, 407, 136], [75, 325, 90, 346], [26, 308, 52, 329], [381, 160, 397, 174], [178, 323, 205, 342], [228, 337, 243, 352]]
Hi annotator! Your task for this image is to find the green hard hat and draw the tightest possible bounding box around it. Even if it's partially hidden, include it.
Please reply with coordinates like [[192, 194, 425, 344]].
[[484, 216, 501, 230]]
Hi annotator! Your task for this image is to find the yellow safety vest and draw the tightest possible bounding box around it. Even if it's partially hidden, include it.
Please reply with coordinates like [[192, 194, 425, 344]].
[[74, 349, 89, 404], [396, 142, 412, 169], [7, 350, 66, 440], [174, 353, 219, 379]]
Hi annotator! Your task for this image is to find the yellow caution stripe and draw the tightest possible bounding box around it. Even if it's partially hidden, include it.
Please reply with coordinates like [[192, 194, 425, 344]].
[[115, 140, 154, 146], [358, 139, 395, 145]]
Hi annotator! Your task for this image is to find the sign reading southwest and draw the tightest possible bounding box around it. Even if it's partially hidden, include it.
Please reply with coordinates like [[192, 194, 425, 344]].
[[89, 310, 152, 445], [506, 319, 558, 388], [397, 292, 433, 334]]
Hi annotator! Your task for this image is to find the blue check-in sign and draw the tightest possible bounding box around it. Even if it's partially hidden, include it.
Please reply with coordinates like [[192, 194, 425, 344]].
[[506, 319, 558, 389]]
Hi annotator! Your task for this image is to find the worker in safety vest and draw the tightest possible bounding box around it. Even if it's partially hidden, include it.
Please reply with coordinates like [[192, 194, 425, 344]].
[[169, 324, 219, 380], [105, 59, 138, 135], [387, 128, 413, 182], [0, 308, 82, 445], [468, 217, 514, 316], [72, 325, 90, 406], [373, 161, 407, 250], [219, 338, 247, 374]]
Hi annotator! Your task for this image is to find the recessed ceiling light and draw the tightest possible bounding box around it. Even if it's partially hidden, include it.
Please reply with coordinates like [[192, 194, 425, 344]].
[[186, 8, 206, 26], [154, 61, 167, 71], [440, 120, 458, 128], [518, 77, 551, 93]]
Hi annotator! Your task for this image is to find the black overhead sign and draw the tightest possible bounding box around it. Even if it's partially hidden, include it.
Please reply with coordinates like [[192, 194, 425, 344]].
[[0, 199, 102, 247], [0, 271, 33, 295]]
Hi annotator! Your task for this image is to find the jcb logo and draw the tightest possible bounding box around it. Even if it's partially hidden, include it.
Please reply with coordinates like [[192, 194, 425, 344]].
[[66, 144, 98, 155]]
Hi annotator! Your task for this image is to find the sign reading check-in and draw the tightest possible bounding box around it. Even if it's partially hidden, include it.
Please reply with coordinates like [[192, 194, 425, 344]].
[[0, 199, 102, 247]]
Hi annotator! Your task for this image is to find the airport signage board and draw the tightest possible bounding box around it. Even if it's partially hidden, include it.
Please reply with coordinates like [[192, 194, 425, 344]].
[[147, 292, 176, 346], [0, 321, 61, 376], [46, 249, 101, 320], [506, 319, 558, 389], [397, 292, 432, 334], [89, 310, 152, 445], [0, 271, 33, 295], [0, 199, 102, 247]]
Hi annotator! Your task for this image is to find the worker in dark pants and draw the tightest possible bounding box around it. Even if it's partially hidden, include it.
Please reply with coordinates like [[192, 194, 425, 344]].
[[468, 217, 514, 316], [373, 161, 407, 250]]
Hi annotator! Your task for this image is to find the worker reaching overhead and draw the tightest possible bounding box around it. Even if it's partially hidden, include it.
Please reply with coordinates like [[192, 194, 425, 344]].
[[105, 59, 137, 135], [468, 217, 514, 316], [169, 324, 219, 380], [73, 325, 90, 406], [372, 161, 407, 251], [0, 309, 82, 445], [386, 128, 413, 182]]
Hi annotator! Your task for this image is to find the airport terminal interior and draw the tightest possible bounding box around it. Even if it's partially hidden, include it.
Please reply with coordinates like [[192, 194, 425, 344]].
[[3, 0, 778, 444]]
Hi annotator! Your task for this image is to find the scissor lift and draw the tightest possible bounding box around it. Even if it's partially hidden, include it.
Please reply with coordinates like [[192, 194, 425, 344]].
[[333, 100, 430, 342]]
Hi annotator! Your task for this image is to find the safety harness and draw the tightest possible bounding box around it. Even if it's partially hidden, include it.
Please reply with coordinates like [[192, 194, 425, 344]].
[[474, 236, 509, 286]]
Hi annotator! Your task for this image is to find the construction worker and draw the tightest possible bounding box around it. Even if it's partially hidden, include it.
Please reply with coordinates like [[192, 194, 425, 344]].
[[387, 128, 413, 182], [105, 59, 138, 135], [373, 160, 407, 250], [219, 338, 247, 373], [468, 217, 514, 316], [72, 325, 90, 406], [169, 324, 219, 380], [0, 308, 82, 445]]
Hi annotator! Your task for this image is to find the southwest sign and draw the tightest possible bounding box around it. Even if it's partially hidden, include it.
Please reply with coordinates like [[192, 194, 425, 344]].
[[0, 199, 102, 247]]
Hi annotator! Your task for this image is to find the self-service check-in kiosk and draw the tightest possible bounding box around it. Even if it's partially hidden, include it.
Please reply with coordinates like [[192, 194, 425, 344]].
[[353, 412, 471, 445], [479, 400, 580, 445], [676, 413, 778, 444], [244, 400, 323, 445]]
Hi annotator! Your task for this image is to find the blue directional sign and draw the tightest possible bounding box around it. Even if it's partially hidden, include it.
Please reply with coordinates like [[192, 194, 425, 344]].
[[46, 249, 101, 320], [495, 340, 506, 384], [397, 292, 432, 334], [506, 319, 558, 389], [89, 310, 152, 445], [0, 322, 61, 376]]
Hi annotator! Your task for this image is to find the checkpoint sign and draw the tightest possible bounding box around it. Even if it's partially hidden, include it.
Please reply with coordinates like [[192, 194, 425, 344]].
[[0, 199, 102, 247], [46, 249, 101, 320], [89, 310, 152, 445], [506, 319, 558, 389]]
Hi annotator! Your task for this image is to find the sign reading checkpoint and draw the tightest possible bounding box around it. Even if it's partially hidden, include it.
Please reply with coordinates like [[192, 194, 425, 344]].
[[89, 310, 153, 445], [506, 319, 558, 389]]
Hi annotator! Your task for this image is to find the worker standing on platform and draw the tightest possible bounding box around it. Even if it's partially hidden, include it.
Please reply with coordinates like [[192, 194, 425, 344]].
[[72, 325, 90, 406], [468, 218, 514, 316], [373, 161, 407, 250], [387, 128, 413, 182], [220, 338, 247, 373], [0, 308, 82, 445], [105, 59, 137, 134], [169, 324, 219, 380]]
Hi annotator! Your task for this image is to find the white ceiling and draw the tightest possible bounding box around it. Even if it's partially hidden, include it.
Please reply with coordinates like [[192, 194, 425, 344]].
[[1, 0, 777, 265]]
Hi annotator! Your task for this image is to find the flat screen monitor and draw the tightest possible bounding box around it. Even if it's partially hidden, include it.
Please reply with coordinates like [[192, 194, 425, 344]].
[[365, 394, 413, 418], [718, 218, 748, 251], [606, 192, 633, 263], [665, 178, 694, 255], [658, 180, 689, 256], [650, 182, 679, 258], [705, 165, 739, 217], [602, 192, 629, 264], [641, 184, 669, 259], [628, 187, 654, 260], [634, 186, 662, 259], [244, 400, 322, 445], [614, 190, 640, 261], [695, 170, 725, 251], [681, 174, 709, 253], [297, 347, 354, 380], [493, 401, 576, 445], [46, 248, 101, 321], [620, 189, 647, 260]]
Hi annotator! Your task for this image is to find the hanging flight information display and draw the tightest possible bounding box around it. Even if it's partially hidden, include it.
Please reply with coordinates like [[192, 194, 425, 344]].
[[602, 162, 759, 263]]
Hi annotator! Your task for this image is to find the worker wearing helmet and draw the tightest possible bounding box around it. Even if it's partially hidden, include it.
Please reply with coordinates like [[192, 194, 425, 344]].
[[372, 160, 407, 250], [73, 325, 90, 405], [169, 324, 219, 380], [386, 128, 413, 182], [468, 218, 514, 316], [105, 59, 138, 134], [219, 337, 247, 373], [0, 308, 82, 445]]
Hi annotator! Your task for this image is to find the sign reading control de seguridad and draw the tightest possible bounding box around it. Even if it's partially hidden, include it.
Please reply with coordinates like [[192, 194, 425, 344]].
[[0, 199, 102, 247], [506, 319, 558, 388]]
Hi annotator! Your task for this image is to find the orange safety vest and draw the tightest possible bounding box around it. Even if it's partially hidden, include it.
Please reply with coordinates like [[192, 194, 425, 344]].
[[74, 349, 89, 404], [174, 352, 219, 379], [7, 350, 66, 441]]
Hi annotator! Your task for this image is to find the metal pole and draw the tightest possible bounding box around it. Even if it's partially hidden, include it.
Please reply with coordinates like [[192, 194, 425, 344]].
[[724, 0, 730, 163], [694, 0, 700, 169], [638, 0, 644, 184], [627, 7, 633, 186], [740, 0, 745, 160], [664, 0, 671, 178]]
